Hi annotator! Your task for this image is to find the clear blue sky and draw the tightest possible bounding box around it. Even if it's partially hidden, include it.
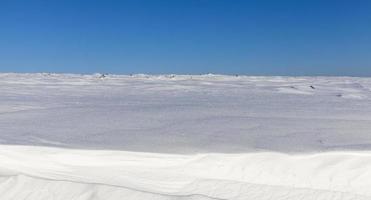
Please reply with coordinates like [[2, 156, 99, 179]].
[[0, 0, 370, 76]]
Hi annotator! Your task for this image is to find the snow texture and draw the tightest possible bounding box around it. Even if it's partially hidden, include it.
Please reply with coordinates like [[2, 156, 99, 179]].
[[1, 73, 371, 199]]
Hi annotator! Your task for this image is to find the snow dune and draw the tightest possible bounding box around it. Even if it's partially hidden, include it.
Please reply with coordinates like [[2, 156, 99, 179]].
[[1, 145, 371, 200], [1, 73, 371, 199]]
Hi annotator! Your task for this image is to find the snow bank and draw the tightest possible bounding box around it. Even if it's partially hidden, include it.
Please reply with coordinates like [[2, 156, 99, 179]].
[[0, 145, 371, 200]]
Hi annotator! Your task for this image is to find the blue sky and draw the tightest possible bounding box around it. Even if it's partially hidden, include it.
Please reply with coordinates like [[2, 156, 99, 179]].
[[0, 0, 370, 76]]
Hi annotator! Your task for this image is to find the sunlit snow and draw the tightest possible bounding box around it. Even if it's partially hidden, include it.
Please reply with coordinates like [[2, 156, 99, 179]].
[[1, 73, 371, 199]]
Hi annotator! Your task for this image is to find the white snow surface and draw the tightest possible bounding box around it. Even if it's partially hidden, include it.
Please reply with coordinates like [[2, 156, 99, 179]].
[[1, 73, 371, 199]]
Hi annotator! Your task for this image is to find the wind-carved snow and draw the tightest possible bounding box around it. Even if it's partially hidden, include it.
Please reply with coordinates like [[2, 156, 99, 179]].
[[1, 73, 371, 199], [1, 146, 371, 200]]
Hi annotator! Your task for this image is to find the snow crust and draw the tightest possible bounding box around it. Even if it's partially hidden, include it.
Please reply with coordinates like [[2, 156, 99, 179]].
[[1, 73, 371, 199]]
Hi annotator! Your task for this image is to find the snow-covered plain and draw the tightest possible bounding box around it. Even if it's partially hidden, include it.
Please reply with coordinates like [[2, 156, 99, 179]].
[[1, 73, 371, 199]]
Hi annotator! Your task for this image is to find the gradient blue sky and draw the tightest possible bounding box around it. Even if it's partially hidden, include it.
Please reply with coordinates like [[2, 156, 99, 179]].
[[0, 0, 370, 76]]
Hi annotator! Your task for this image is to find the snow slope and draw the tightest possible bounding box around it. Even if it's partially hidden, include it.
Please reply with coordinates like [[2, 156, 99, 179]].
[[1, 145, 371, 200], [1, 73, 371, 199]]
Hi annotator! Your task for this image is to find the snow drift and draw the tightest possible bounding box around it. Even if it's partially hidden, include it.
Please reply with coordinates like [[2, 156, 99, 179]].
[[1, 145, 371, 200]]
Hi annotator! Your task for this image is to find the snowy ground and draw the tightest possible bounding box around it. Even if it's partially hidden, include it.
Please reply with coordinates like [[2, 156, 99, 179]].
[[1, 73, 371, 199]]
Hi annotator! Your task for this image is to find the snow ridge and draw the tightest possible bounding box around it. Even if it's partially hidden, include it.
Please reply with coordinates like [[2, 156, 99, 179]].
[[1, 146, 371, 200]]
